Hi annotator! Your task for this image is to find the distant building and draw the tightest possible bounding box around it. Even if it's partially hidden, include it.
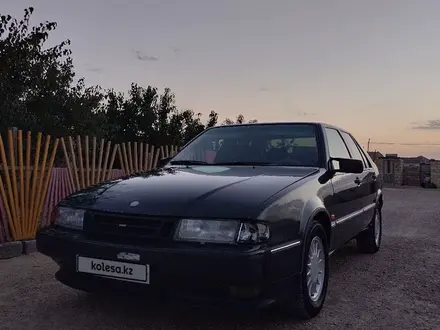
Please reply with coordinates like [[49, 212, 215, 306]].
[[400, 155, 430, 166], [367, 151, 383, 164]]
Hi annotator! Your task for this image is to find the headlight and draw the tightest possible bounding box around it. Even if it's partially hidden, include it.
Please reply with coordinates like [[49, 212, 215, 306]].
[[174, 219, 270, 244], [54, 207, 85, 230]]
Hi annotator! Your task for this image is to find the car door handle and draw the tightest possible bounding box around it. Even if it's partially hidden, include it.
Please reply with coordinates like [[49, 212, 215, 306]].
[[354, 177, 361, 185]]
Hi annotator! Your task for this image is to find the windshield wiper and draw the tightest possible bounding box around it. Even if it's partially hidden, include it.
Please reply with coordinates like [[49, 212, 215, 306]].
[[214, 161, 273, 166], [169, 160, 210, 165]]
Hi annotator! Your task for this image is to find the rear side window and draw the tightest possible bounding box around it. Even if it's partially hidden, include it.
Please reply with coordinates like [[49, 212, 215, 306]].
[[325, 128, 350, 159], [340, 131, 366, 167], [353, 139, 372, 168]]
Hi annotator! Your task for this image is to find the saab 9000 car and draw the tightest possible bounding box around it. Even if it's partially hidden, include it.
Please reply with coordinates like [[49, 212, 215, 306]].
[[36, 122, 383, 319]]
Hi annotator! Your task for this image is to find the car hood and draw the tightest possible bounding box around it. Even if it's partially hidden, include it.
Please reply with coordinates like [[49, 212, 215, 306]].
[[61, 165, 318, 219]]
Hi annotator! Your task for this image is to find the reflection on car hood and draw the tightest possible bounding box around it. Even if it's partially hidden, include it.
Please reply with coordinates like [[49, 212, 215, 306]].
[[61, 165, 319, 219]]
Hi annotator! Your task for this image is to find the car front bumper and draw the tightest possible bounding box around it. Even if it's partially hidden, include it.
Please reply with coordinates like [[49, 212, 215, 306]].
[[36, 228, 303, 309]]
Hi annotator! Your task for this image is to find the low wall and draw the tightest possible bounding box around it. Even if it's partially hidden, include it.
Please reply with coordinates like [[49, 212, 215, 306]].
[[430, 162, 440, 188], [376, 158, 404, 185]]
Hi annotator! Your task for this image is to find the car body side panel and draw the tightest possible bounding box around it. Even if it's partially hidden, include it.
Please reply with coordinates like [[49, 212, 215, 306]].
[[354, 136, 382, 228], [321, 124, 382, 246], [256, 170, 334, 246], [356, 169, 377, 228], [326, 172, 362, 248]]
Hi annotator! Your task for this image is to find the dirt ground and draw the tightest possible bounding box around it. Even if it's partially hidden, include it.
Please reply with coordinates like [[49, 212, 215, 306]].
[[1, 187, 440, 330]]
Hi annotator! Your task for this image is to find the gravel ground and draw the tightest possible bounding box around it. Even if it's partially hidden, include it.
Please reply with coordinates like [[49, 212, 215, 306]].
[[1, 187, 440, 330]]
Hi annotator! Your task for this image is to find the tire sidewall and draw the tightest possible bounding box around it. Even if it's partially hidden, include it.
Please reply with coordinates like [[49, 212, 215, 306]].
[[373, 206, 382, 249], [301, 221, 330, 311]]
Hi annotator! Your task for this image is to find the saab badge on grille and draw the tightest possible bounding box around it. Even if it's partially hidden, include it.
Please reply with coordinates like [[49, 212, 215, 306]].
[[130, 201, 140, 207], [117, 252, 140, 261]]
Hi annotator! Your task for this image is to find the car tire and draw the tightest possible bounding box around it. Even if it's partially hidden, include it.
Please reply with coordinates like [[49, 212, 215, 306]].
[[356, 205, 382, 254], [282, 220, 330, 319]]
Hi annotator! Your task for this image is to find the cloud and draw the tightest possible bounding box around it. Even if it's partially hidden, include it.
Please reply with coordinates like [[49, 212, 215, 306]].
[[412, 120, 440, 130], [172, 47, 181, 54], [259, 87, 271, 92], [87, 67, 104, 73], [134, 50, 159, 61], [84, 63, 104, 73], [297, 112, 316, 117]]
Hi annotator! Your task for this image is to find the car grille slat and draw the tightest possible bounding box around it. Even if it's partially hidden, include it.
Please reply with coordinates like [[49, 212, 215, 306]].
[[84, 212, 176, 244]]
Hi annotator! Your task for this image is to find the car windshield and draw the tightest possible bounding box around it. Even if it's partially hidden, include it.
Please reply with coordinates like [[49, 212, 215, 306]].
[[171, 124, 320, 167]]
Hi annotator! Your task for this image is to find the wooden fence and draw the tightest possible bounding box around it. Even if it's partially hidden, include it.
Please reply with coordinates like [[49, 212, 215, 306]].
[[0, 130, 59, 241], [0, 129, 179, 243]]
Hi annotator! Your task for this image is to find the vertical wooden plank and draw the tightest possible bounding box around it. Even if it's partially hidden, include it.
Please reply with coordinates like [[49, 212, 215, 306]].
[[24, 131, 32, 232], [0, 176, 15, 240], [33, 139, 59, 236], [100, 141, 112, 182], [17, 130, 25, 238], [144, 144, 150, 171], [91, 137, 97, 185], [0, 184, 12, 242], [85, 136, 90, 187], [61, 138, 75, 192], [116, 144, 126, 175], [7, 130, 21, 238], [44, 168, 57, 228], [40, 168, 52, 227], [148, 145, 155, 171], [28, 133, 42, 237], [127, 142, 134, 174], [76, 135, 85, 189], [153, 148, 161, 169], [139, 142, 144, 172], [31, 135, 51, 236], [121, 143, 130, 175], [0, 134, 17, 240], [134, 142, 139, 172], [106, 145, 118, 180], [68, 136, 80, 191], [61, 168, 69, 200], [96, 139, 105, 184]]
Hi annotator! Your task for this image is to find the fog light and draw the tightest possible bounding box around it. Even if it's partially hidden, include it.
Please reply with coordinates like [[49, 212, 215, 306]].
[[229, 285, 261, 299]]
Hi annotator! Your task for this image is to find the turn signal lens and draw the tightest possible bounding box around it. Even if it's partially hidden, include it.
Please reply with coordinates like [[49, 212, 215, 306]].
[[237, 223, 270, 243]]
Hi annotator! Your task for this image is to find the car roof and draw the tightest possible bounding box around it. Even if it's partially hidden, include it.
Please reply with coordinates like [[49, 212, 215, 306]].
[[211, 121, 348, 133]]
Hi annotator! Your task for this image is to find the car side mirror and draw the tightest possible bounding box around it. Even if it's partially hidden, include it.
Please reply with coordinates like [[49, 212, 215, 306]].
[[157, 156, 172, 168], [330, 157, 363, 174]]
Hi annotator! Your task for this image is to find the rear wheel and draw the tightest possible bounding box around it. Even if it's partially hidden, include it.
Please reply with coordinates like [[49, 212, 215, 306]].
[[282, 220, 330, 319], [356, 205, 382, 253]]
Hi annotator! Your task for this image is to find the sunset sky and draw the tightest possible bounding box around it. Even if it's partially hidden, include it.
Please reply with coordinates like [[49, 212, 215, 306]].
[[5, 0, 440, 158]]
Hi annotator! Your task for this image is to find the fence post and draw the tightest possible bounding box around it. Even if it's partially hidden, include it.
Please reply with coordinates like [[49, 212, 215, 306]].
[[9, 127, 18, 165]]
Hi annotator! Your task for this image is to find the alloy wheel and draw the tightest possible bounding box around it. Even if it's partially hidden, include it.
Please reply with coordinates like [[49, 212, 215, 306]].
[[306, 236, 326, 302]]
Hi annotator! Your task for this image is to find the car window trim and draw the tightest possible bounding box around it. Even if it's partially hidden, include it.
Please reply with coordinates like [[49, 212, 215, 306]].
[[350, 134, 372, 168], [355, 141, 370, 168], [340, 131, 368, 169], [324, 127, 353, 159]]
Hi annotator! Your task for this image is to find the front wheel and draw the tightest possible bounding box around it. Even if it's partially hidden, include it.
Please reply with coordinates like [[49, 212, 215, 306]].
[[282, 220, 330, 319]]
